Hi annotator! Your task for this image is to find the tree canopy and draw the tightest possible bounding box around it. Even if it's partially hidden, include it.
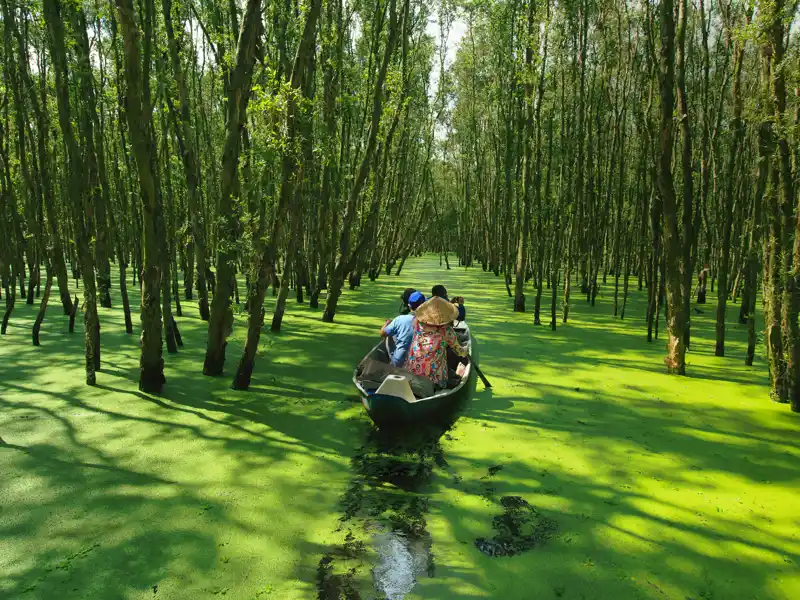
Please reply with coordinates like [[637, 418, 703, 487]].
[[0, 0, 798, 411]]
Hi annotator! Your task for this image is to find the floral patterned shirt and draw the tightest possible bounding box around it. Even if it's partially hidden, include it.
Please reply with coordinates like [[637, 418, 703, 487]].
[[405, 321, 468, 387]]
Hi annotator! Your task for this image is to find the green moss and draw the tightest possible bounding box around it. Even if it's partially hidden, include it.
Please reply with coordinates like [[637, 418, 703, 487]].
[[1, 256, 799, 600]]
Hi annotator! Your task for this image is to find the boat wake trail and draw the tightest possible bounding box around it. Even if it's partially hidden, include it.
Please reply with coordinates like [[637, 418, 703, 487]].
[[316, 421, 453, 600]]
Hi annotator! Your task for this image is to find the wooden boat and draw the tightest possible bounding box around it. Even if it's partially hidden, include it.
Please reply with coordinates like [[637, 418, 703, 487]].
[[353, 322, 473, 428]]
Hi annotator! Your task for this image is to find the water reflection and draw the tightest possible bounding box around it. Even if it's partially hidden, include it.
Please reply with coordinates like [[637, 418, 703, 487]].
[[317, 374, 474, 600], [371, 527, 432, 600]]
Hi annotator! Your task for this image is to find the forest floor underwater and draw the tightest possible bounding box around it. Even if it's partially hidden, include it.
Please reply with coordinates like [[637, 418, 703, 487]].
[[1, 255, 799, 600]]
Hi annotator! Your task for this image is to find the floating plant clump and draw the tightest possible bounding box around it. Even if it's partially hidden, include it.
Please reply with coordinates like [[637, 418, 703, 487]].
[[475, 496, 558, 557]]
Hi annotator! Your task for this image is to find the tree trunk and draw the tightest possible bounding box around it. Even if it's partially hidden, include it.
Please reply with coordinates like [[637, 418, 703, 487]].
[[271, 251, 294, 333], [323, 0, 401, 323], [1, 264, 15, 335], [657, 0, 686, 374], [115, 0, 166, 392], [32, 263, 53, 346], [758, 1, 789, 401], [768, 0, 798, 409], [162, 0, 210, 320], [69, 6, 113, 310], [647, 187, 662, 342], [715, 22, 746, 357], [233, 0, 321, 390], [43, 0, 100, 386], [533, 7, 549, 323], [513, 0, 537, 314], [204, 0, 263, 376], [745, 121, 768, 366]]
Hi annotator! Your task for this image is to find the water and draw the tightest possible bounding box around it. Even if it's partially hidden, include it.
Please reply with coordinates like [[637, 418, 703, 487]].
[[371, 527, 432, 600], [316, 411, 458, 600]]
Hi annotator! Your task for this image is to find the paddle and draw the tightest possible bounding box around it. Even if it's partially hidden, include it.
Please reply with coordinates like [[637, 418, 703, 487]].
[[470, 359, 492, 389]]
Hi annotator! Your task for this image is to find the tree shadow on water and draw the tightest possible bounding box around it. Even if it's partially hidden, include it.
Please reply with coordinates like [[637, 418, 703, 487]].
[[0, 435, 218, 600]]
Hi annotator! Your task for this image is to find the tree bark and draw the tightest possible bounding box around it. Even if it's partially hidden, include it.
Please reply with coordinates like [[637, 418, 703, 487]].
[[70, 6, 114, 310], [115, 0, 166, 392], [204, 0, 263, 376], [715, 15, 746, 357], [533, 6, 549, 324], [233, 0, 321, 390], [32, 263, 53, 346], [514, 0, 537, 313], [323, 0, 402, 323], [162, 0, 210, 321], [657, 0, 686, 374], [43, 0, 100, 385], [676, 0, 693, 351]]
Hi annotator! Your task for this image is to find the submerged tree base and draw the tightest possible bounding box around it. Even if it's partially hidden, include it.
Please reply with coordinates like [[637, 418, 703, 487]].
[[232, 359, 254, 391], [139, 363, 165, 394], [203, 350, 227, 377]]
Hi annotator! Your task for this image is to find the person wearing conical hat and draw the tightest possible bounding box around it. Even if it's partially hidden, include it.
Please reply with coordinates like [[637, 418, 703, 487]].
[[405, 297, 468, 388]]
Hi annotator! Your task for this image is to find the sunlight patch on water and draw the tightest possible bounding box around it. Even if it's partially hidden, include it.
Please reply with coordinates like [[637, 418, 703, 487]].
[[372, 527, 431, 600]]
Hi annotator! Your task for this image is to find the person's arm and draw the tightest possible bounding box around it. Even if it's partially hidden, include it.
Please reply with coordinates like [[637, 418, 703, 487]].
[[445, 327, 468, 357], [380, 319, 395, 338]]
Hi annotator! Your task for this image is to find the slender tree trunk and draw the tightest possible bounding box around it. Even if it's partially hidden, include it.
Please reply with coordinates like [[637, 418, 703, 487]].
[[69, 7, 113, 310], [767, 0, 799, 408], [323, 0, 401, 323], [758, 1, 789, 401], [513, 0, 537, 313], [162, 0, 210, 320], [43, 0, 100, 385], [715, 25, 746, 357], [745, 123, 768, 367], [676, 0, 693, 352], [533, 11, 549, 324], [1, 264, 15, 335], [115, 0, 166, 392], [647, 187, 662, 342], [32, 263, 53, 346], [621, 233, 631, 319], [204, 0, 263, 376], [271, 251, 294, 333], [563, 221, 573, 323], [657, 0, 686, 374], [233, 0, 321, 390]]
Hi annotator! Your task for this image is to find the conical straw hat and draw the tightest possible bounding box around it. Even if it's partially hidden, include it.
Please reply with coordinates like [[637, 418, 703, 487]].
[[415, 296, 458, 326]]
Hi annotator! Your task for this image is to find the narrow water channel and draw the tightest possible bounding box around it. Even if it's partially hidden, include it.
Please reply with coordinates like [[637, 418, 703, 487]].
[[316, 394, 469, 600], [316, 345, 556, 599]]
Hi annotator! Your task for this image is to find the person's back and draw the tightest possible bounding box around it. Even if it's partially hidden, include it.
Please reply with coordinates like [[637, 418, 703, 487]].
[[381, 292, 426, 366], [383, 314, 415, 366], [406, 297, 468, 387]]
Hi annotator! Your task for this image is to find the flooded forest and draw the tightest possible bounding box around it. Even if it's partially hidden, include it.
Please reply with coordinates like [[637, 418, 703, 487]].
[[1, 0, 799, 599]]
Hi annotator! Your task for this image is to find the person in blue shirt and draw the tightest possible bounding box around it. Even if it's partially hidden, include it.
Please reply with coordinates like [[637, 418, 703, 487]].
[[431, 285, 466, 321], [381, 291, 426, 366]]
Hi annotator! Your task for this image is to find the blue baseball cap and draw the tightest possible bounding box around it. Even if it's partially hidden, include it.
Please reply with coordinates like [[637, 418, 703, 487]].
[[408, 291, 426, 310]]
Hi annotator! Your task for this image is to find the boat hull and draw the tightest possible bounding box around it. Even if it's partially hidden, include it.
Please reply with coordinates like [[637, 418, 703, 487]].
[[354, 323, 474, 428], [361, 383, 470, 428]]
